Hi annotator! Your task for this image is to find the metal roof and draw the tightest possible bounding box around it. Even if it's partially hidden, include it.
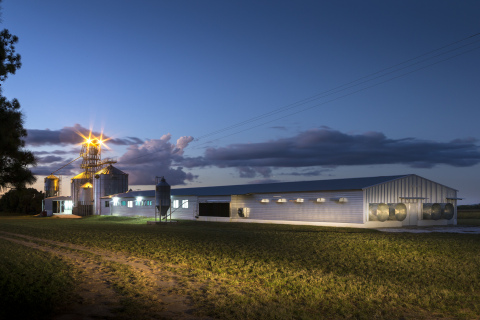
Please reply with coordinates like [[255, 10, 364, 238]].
[[71, 172, 87, 179], [170, 175, 410, 196], [95, 165, 128, 175]]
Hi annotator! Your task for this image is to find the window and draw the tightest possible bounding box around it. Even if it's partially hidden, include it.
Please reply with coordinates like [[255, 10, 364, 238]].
[[128, 201, 133, 208], [173, 199, 179, 208], [65, 201, 73, 210], [146, 200, 152, 206], [121, 201, 126, 206], [182, 200, 189, 208], [105, 201, 110, 207]]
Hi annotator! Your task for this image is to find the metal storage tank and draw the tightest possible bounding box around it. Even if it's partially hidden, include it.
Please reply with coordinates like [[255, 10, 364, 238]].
[[44, 174, 60, 198], [155, 177, 171, 217], [71, 172, 89, 206], [93, 165, 129, 215], [79, 182, 93, 203]]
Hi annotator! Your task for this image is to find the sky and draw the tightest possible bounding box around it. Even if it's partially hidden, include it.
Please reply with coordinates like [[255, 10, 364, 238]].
[[1, 1, 479, 204]]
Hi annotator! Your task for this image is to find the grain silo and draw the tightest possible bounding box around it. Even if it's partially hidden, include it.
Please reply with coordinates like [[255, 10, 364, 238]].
[[71, 172, 89, 208], [93, 165, 129, 215], [44, 174, 60, 198]]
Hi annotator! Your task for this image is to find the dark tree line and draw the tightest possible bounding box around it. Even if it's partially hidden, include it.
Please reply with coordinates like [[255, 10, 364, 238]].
[[0, 188, 43, 214], [0, 19, 36, 190]]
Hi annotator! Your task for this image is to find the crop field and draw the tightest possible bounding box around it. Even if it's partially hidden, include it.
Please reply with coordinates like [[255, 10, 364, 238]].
[[457, 210, 480, 225], [0, 215, 479, 319]]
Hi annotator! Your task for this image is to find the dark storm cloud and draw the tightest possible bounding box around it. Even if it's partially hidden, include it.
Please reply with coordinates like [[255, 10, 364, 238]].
[[118, 134, 197, 185], [26, 124, 144, 146], [179, 128, 480, 178]]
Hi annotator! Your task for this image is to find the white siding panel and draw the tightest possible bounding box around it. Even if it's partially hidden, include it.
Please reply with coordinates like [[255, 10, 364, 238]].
[[231, 191, 363, 223], [108, 197, 156, 217], [170, 195, 197, 220], [365, 175, 457, 204]]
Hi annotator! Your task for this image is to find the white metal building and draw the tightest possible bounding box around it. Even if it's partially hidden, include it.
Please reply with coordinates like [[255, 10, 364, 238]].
[[99, 174, 459, 227], [43, 196, 74, 216]]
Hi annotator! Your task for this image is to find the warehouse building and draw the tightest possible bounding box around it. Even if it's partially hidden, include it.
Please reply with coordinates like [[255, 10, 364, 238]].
[[99, 174, 459, 228]]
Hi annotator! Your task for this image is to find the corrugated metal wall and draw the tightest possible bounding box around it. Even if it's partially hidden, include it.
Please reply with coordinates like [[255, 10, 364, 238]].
[[365, 175, 457, 204], [231, 191, 364, 223], [170, 195, 197, 220], [364, 175, 458, 225], [106, 198, 155, 217]]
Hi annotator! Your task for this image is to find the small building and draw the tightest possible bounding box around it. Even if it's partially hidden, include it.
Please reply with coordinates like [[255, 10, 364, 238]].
[[99, 174, 460, 228], [43, 196, 74, 216]]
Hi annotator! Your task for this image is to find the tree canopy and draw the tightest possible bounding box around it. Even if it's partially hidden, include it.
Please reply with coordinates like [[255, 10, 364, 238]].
[[0, 28, 36, 190], [0, 187, 43, 214]]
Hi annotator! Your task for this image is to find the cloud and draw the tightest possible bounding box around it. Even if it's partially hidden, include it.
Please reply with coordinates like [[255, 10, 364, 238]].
[[117, 133, 197, 185], [26, 124, 143, 147], [31, 157, 79, 176], [281, 169, 333, 177], [180, 128, 480, 178], [27, 125, 196, 186]]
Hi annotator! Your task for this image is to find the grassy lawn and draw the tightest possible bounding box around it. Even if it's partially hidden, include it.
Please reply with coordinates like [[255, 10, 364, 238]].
[[0, 215, 479, 319], [0, 236, 79, 319]]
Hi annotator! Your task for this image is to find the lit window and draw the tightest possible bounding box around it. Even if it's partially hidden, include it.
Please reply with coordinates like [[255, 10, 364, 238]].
[[147, 200, 152, 206], [128, 201, 133, 208], [173, 199, 179, 208], [65, 201, 73, 209], [121, 201, 126, 206], [182, 200, 189, 208]]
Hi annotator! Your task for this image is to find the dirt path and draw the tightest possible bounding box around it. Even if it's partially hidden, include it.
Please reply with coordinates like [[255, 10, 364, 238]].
[[0, 231, 211, 320]]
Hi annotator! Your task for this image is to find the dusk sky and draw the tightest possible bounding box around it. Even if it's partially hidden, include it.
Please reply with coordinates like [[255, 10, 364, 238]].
[[2, 1, 479, 204]]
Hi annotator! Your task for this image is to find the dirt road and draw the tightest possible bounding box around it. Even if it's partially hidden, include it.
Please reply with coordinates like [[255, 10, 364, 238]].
[[0, 231, 211, 320]]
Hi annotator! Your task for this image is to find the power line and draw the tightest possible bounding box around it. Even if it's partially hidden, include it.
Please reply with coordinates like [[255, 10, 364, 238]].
[[121, 33, 480, 162], [193, 33, 480, 142], [190, 43, 480, 149]]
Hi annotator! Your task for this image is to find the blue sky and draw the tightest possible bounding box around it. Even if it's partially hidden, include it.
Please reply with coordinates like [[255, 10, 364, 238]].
[[2, 1, 479, 204]]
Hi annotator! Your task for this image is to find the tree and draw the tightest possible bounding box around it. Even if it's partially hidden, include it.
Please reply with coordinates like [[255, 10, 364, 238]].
[[0, 187, 43, 214], [0, 28, 36, 190]]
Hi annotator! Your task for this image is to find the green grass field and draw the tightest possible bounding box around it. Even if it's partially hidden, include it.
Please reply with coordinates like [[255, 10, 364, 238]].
[[0, 215, 479, 319]]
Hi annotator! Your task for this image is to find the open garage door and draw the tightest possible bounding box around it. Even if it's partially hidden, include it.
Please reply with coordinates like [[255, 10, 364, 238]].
[[199, 203, 230, 217]]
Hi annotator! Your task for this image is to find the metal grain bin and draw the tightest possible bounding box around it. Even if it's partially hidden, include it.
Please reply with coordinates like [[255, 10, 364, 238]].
[[93, 165, 128, 215], [44, 174, 59, 198], [423, 203, 442, 220], [155, 177, 171, 216], [71, 172, 89, 205]]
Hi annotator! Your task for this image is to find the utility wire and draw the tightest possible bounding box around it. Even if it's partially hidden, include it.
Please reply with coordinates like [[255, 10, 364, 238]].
[[189, 44, 480, 149], [121, 33, 480, 162], [193, 33, 480, 142]]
